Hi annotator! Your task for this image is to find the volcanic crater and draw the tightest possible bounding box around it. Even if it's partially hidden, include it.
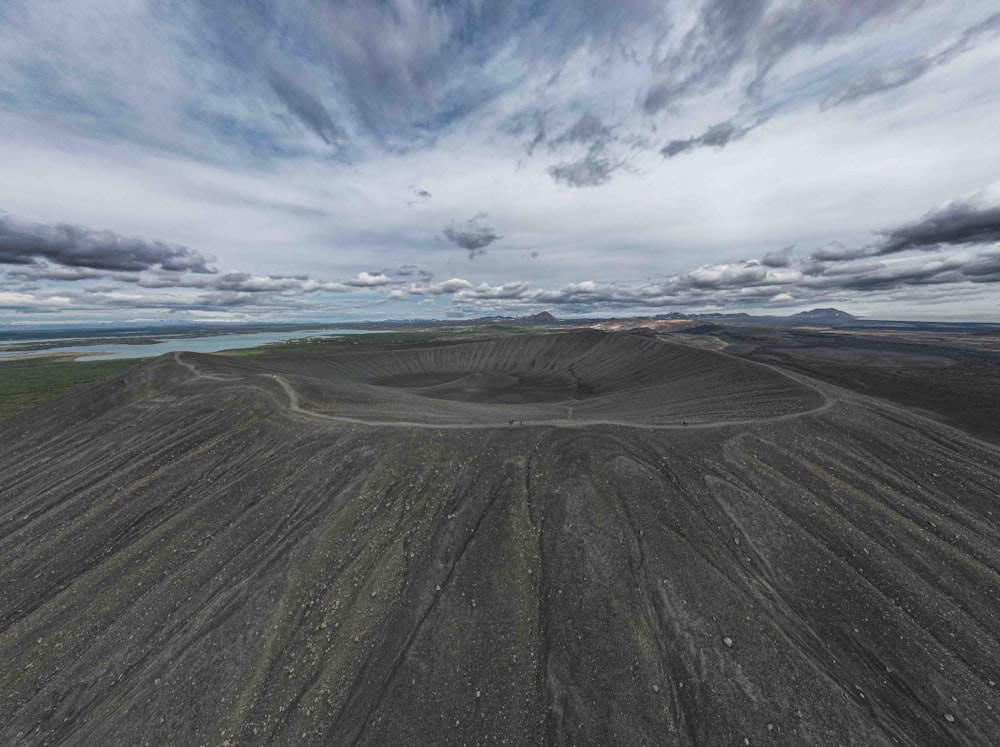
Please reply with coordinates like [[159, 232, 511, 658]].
[[2, 332, 999, 746], [240, 332, 825, 425]]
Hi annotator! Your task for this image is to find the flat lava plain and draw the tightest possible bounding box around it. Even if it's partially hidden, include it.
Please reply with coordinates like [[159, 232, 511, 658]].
[[1, 332, 999, 745]]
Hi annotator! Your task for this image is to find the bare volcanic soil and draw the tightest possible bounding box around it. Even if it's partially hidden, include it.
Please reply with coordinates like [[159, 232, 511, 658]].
[[1, 332, 1000, 746], [212, 332, 825, 426]]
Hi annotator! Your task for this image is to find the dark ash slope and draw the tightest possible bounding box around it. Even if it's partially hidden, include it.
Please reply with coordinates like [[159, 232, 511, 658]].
[[213, 332, 824, 426], [1, 333, 998, 745]]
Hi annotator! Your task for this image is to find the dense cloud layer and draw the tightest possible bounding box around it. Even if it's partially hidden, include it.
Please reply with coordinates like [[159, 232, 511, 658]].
[[385, 186, 1000, 313], [876, 184, 1000, 254], [5, 179, 1000, 318], [0, 213, 215, 273], [388, 244, 1000, 314], [0, 210, 352, 316]]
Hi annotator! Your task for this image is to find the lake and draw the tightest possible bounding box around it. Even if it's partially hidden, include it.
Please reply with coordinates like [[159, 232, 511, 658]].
[[0, 328, 384, 361]]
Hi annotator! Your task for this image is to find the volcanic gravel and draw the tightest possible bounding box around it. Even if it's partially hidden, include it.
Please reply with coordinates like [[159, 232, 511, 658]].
[[1, 332, 999, 745]]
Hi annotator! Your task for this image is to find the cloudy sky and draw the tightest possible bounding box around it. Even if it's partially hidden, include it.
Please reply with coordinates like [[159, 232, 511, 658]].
[[2, 1, 1000, 324]]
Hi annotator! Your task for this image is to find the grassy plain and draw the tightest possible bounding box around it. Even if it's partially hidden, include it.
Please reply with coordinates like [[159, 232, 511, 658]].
[[0, 331, 457, 421], [0, 357, 136, 421], [219, 330, 451, 357]]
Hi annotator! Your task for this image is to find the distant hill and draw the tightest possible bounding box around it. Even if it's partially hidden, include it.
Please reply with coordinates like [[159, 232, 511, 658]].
[[521, 311, 558, 323], [791, 307, 857, 321]]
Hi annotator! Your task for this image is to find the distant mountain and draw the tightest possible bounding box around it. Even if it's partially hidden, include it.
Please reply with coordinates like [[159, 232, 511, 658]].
[[462, 311, 558, 325], [792, 308, 857, 321], [521, 311, 558, 323]]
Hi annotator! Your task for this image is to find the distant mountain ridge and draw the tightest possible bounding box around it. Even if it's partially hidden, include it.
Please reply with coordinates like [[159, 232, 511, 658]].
[[791, 307, 856, 321]]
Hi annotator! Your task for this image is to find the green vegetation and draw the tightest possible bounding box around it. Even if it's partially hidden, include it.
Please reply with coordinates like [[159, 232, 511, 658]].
[[0, 357, 135, 421], [219, 330, 479, 357], [0, 328, 514, 421], [1, 336, 165, 353]]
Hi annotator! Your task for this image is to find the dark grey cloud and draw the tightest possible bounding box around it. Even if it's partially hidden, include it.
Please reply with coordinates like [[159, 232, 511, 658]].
[[810, 242, 867, 262], [761, 245, 794, 268], [6, 263, 105, 281], [0, 254, 351, 302], [800, 184, 1000, 293], [876, 189, 1000, 255], [539, 111, 634, 187], [822, 12, 1000, 109], [805, 259, 884, 278], [0, 212, 216, 273], [661, 120, 758, 158], [962, 249, 1000, 278], [549, 151, 615, 187], [268, 68, 344, 146], [804, 250, 1000, 293], [443, 216, 502, 258]]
